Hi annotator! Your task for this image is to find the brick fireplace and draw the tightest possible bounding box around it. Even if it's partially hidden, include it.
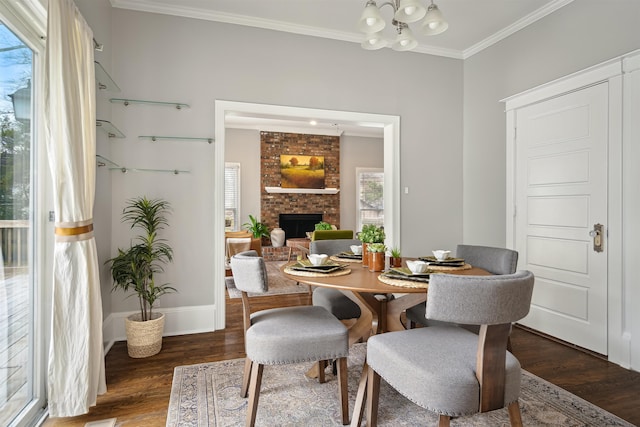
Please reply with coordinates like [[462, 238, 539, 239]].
[[260, 131, 340, 236]]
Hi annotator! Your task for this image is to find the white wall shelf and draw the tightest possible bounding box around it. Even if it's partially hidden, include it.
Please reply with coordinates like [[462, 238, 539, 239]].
[[138, 135, 213, 144], [264, 187, 339, 194], [110, 98, 190, 109]]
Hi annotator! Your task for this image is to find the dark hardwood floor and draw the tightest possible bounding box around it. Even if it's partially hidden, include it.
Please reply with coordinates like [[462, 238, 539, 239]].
[[44, 292, 640, 426]]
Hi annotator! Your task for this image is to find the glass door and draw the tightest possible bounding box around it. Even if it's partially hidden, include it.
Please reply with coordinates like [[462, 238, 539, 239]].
[[0, 14, 43, 426]]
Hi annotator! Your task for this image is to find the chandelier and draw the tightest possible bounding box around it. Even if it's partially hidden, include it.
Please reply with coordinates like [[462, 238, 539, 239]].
[[358, 0, 448, 51]]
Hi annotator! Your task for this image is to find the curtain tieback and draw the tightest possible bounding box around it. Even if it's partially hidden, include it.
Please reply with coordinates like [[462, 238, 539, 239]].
[[55, 221, 94, 242]]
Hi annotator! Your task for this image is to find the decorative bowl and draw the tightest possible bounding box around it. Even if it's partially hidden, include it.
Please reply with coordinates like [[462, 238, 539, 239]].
[[432, 250, 451, 261], [350, 245, 363, 255], [308, 254, 329, 266], [406, 260, 429, 274]]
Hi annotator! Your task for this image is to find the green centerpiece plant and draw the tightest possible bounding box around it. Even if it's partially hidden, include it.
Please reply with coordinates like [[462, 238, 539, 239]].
[[359, 224, 385, 267], [367, 243, 386, 272]]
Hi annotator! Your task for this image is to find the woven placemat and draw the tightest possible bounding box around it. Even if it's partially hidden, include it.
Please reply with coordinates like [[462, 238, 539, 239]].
[[330, 255, 363, 264], [378, 274, 429, 289], [427, 263, 472, 271], [283, 266, 352, 277]]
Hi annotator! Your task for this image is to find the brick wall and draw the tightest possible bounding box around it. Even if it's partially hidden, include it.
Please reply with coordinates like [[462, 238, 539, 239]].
[[260, 131, 340, 233]]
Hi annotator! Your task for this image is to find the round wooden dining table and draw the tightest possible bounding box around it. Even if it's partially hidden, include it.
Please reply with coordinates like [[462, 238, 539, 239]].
[[282, 259, 490, 345]]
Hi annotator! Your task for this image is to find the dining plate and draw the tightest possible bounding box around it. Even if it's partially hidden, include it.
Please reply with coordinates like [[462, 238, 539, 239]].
[[388, 267, 432, 277], [336, 251, 362, 260], [419, 256, 465, 265], [290, 260, 347, 273], [289, 265, 346, 274], [380, 271, 431, 283]]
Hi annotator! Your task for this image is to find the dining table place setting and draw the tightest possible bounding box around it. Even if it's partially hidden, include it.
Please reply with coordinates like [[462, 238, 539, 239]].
[[328, 244, 364, 263], [418, 249, 472, 271], [377, 259, 436, 288], [284, 254, 352, 277]]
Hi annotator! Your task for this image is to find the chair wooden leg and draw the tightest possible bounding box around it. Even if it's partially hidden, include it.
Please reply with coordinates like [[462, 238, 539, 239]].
[[246, 361, 264, 427], [507, 400, 523, 427], [438, 415, 451, 426], [241, 357, 252, 398], [337, 357, 349, 425], [318, 360, 327, 383], [351, 360, 369, 427], [365, 365, 381, 427]]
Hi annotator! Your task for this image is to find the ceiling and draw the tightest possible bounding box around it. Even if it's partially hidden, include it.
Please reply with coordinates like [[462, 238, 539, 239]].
[[110, 0, 575, 137]]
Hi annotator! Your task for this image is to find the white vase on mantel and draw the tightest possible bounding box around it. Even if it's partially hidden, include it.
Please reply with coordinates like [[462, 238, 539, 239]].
[[271, 227, 285, 247]]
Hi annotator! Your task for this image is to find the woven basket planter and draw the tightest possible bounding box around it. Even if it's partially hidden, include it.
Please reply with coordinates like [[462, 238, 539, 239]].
[[125, 312, 165, 358]]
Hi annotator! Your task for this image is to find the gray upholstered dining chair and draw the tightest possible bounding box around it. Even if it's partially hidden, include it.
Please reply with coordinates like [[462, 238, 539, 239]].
[[405, 244, 519, 329], [310, 239, 363, 321], [365, 271, 535, 427], [230, 250, 350, 426]]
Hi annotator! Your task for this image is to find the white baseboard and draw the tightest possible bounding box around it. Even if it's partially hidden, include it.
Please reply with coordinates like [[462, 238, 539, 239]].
[[102, 304, 219, 354]]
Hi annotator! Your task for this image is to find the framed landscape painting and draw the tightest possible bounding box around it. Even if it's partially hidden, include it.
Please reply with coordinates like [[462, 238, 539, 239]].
[[280, 155, 325, 189]]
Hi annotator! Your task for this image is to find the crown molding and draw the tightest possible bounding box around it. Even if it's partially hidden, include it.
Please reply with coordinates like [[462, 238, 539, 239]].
[[462, 0, 575, 59], [111, 0, 463, 58], [111, 0, 574, 60]]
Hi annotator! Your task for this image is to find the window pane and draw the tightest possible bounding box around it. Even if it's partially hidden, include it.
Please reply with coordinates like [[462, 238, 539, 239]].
[[0, 22, 33, 426], [357, 169, 384, 231], [224, 163, 240, 231]]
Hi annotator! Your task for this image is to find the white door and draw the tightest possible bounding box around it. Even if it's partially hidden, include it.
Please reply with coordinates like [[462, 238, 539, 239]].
[[514, 83, 608, 355]]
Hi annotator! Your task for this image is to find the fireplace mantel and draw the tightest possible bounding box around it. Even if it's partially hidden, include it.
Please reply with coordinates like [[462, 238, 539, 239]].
[[265, 187, 339, 194]]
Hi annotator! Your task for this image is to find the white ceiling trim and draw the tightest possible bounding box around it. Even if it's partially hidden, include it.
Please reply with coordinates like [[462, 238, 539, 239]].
[[111, 0, 574, 59], [462, 0, 575, 59]]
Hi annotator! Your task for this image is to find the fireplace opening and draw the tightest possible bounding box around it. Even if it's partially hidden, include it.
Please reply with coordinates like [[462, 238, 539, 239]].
[[279, 213, 322, 239]]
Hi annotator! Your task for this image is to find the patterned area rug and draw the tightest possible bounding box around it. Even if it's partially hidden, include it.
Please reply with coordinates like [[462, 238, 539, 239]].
[[225, 261, 310, 298], [166, 343, 633, 427]]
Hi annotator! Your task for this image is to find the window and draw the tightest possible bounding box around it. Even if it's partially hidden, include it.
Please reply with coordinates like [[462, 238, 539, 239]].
[[224, 163, 240, 231], [0, 13, 43, 427], [356, 168, 384, 232]]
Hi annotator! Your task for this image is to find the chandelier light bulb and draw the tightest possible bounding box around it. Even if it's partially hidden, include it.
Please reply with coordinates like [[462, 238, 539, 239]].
[[394, 0, 426, 24], [361, 31, 387, 50], [392, 25, 417, 51], [422, 3, 448, 35], [358, 1, 386, 33]]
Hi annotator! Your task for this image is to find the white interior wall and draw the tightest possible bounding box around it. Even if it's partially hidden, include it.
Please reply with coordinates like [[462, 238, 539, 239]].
[[105, 9, 463, 319], [340, 135, 384, 232], [225, 128, 261, 225], [463, 0, 640, 246]]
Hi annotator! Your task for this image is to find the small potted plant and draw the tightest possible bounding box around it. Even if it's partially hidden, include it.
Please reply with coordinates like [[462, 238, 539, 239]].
[[368, 243, 386, 272], [243, 214, 270, 244], [108, 197, 176, 358], [390, 247, 402, 268], [359, 224, 386, 267]]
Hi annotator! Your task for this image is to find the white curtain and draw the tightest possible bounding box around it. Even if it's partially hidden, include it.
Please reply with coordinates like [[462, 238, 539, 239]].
[[44, 0, 106, 417]]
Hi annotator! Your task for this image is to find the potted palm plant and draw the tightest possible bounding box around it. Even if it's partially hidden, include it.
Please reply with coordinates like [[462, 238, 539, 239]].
[[243, 214, 270, 244], [108, 197, 176, 358]]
